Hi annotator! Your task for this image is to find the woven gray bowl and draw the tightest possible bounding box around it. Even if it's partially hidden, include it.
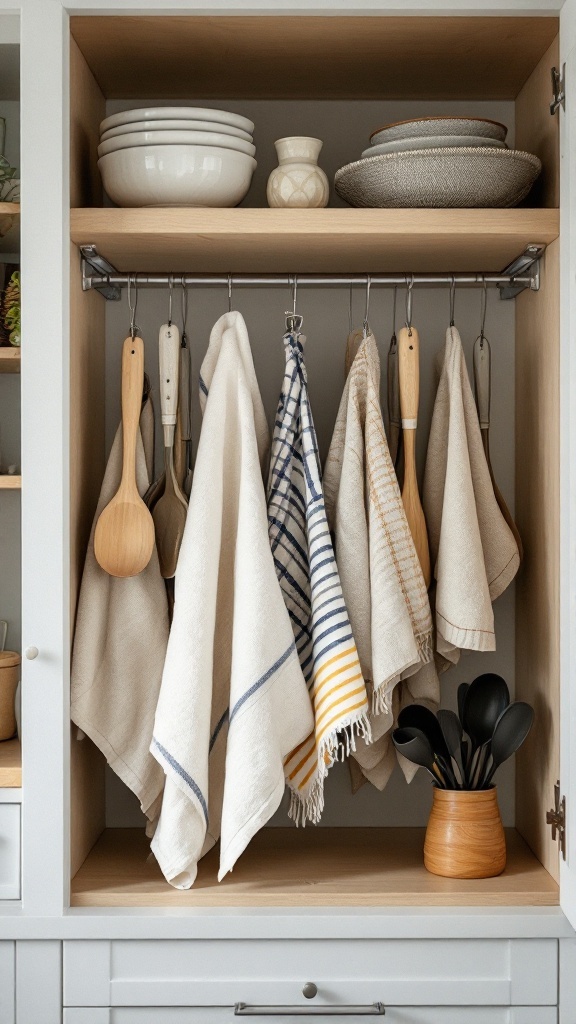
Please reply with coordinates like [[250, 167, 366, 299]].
[[334, 148, 541, 209], [369, 117, 507, 146]]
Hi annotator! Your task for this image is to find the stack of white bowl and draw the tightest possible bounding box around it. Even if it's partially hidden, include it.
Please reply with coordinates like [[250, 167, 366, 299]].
[[98, 106, 256, 208]]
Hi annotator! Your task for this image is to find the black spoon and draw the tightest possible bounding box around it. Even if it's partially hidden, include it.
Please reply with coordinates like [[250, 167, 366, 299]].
[[398, 705, 459, 788], [392, 727, 447, 787], [437, 709, 465, 785], [482, 701, 534, 788], [463, 673, 510, 782]]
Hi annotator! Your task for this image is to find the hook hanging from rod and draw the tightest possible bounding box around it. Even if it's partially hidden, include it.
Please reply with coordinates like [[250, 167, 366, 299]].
[[363, 275, 371, 339], [285, 274, 303, 335], [228, 273, 233, 313], [405, 274, 414, 336], [127, 273, 139, 339], [449, 274, 456, 327], [480, 276, 488, 345], [168, 274, 174, 326], [181, 276, 189, 346]]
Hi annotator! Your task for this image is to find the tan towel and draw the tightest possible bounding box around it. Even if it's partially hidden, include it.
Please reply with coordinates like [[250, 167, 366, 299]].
[[423, 326, 520, 667], [324, 331, 438, 790], [71, 397, 169, 827]]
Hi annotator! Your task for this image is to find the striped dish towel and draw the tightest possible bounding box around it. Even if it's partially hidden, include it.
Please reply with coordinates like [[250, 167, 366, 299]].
[[151, 312, 313, 887], [324, 330, 437, 792], [268, 330, 370, 825]]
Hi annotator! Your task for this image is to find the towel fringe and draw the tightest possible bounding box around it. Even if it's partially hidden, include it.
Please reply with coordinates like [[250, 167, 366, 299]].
[[288, 709, 372, 826], [417, 630, 435, 665]]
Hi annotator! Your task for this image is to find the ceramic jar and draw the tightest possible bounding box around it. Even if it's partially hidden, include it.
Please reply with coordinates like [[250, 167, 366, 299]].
[[267, 137, 329, 209], [424, 787, 506, 879], [0, 651, 20, 741]]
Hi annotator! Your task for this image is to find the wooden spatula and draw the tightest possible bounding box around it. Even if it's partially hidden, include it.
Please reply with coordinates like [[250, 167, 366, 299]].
[[398, 325, 431, 587], [473, 335, 523, 559], [94, 335, 155, 578]]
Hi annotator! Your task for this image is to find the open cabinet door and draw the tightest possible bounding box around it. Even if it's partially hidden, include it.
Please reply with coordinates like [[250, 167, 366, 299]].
[[560, 0, 576, 930]]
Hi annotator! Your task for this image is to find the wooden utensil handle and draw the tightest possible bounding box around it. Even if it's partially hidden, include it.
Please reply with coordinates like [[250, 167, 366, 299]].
[[159, 322, 180, 447], [473, 335, 491, 429], [120, 335, 145, 490], [398, 326, 420, 425]]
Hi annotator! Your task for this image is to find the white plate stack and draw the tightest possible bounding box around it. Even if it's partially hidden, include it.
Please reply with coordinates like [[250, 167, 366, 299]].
[[98, 106, 257, 208]]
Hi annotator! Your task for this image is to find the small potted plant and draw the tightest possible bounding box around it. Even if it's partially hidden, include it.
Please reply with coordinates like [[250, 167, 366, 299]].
[[392, 674, 534, 879]]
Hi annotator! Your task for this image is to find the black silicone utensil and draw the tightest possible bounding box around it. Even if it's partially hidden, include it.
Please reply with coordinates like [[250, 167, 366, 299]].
[[482, 701, 534, 788], [437, 709, 465, 784], [398, 705, 459, 788], [392, 727, 446, 787]]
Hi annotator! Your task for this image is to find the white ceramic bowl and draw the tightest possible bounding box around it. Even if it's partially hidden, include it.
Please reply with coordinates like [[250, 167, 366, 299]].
[[100, 106, 254, 136], [98, 144, 257, 207], [100, 118, 253, 143], [98, 129, 256, 159], [361, 135, 507, 159]]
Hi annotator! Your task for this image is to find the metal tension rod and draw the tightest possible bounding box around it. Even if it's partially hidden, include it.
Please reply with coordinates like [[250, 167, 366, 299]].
[[234, 1003, 386, 1016], [80, 244, 545, 301]]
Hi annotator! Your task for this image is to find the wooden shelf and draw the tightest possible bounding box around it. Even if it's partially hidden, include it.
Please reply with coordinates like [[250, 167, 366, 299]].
[[70, 16, 558, 100], [0, 738, 21, 788], [70, 208, 559, 275], [0, 475, 21, 489], [0, 349, 20, 373], [71, 827, 559, 908], [0, 201, 20, 240]]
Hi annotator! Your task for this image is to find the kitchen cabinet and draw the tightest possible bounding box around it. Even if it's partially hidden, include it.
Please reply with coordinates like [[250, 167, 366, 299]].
[[4, 0, 576, 1021]]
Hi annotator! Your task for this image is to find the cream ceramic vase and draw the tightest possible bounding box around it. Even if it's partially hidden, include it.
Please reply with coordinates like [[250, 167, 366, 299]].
[[267, 137, 329, 209]]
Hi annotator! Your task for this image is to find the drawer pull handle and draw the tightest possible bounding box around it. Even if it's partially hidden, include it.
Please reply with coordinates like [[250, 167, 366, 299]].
[[234, 1003, 385, 1016]]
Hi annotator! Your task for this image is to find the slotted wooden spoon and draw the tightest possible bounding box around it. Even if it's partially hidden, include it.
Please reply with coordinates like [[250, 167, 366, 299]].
[[94, 335, 155, 577], [153, 322, 188, 579], [473, 335, 523, 559], [398, 325, 431, 587]]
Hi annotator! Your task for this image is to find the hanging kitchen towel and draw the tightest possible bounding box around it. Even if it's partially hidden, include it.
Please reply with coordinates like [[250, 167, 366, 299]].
[[268, 329, 370, 825], [71, 394, 168, 829], [151, 311, 313, 888], [323, 330, 437, 791], [423, 325, 520, 666]]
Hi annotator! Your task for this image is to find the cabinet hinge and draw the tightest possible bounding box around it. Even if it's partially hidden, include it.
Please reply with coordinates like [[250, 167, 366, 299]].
[[550, 65, 566, 115], [546, 781, 566, 859]]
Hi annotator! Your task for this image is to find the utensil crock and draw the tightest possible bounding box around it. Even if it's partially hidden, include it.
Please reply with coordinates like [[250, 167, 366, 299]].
[[424, 787, 506, 879], [0, 651, 20, 741]]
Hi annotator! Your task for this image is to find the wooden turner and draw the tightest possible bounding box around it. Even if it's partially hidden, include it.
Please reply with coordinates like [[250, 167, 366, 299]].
[[94, 336, 155, 577], [473, 335, 523, 559], [398, 325, 431, 587]]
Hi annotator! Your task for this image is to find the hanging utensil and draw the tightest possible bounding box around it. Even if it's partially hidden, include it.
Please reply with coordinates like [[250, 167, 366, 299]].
[[387, 286, 402, 467], [482, 701, 534, 788], [94, 333, 155, 578], [152, 294, 188, 579], [473, 284, 523, 559], [398, 276, 430, 587]]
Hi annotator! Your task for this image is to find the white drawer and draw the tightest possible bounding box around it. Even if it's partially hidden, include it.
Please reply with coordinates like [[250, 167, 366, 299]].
[[62, 1008, 558, 1024], [0, 941, 15, 1024], [0, 804, 20, 900], [63, 939, 558, 1008]]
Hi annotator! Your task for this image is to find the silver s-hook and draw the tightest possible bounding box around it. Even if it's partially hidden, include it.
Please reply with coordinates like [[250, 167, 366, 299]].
[[480, 276, 487, 346], [363, 275, 371, 339], [449, 274, 456, 327], [127, 273, 139, 339], [228, 273, 233, 313], [181, 276, 189, 345], [168, 275, 174, 326], [405, 274, 414, 336], [285, 274, 303, 334]]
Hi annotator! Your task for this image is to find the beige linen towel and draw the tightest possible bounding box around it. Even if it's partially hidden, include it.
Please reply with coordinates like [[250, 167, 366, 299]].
[[151, 312, 313, 887], [71, 397, 169, 827], [324, 331, 438, 791], [423, 326, 520, 667]]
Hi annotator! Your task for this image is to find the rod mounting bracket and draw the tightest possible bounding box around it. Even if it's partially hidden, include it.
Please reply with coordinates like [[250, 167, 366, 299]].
[[81, 244, 121, 300], [550, 64, 566, 115], [498, 244, 544, 300]]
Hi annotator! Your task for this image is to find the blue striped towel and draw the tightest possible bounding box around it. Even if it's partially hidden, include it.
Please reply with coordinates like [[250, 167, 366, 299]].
[[268, 331, 371, 825]]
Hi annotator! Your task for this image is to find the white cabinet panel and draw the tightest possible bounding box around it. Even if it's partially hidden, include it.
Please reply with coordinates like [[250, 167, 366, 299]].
[[62, 1008, 559, 1024], [63, 939, 558, 1008], [0, 804, 20, 900], [16, 942, 62, 1024], [0, 941, 15, 1024]]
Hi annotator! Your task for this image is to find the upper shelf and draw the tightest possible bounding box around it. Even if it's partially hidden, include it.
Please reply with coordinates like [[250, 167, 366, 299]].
[[70, 208, 559, 274], [70, 15, 558, 100]]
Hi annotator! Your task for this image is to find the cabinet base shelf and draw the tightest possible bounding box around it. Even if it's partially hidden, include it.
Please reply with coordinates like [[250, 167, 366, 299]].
[[71, 827, 559, 908], [0, 738, 21, 787]]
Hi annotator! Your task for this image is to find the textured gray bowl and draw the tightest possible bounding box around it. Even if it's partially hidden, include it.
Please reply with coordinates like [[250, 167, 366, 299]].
[[334, 148, 540, 209], [369, 117, 508, 146]]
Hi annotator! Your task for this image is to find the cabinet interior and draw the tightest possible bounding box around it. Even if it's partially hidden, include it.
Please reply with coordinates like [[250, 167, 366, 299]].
[[68, 15, 561, 907]]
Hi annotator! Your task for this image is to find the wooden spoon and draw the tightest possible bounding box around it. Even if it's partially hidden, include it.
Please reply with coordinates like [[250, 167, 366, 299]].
[[473, 335, 523, 559], [153, 322, 188, 579], [94, 335, 155, 577], [398, 325, 431, 587]]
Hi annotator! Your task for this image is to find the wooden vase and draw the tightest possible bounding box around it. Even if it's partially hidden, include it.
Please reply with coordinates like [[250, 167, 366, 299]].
[[0, 651, 20, 741], [424, 787, 506, 879]]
